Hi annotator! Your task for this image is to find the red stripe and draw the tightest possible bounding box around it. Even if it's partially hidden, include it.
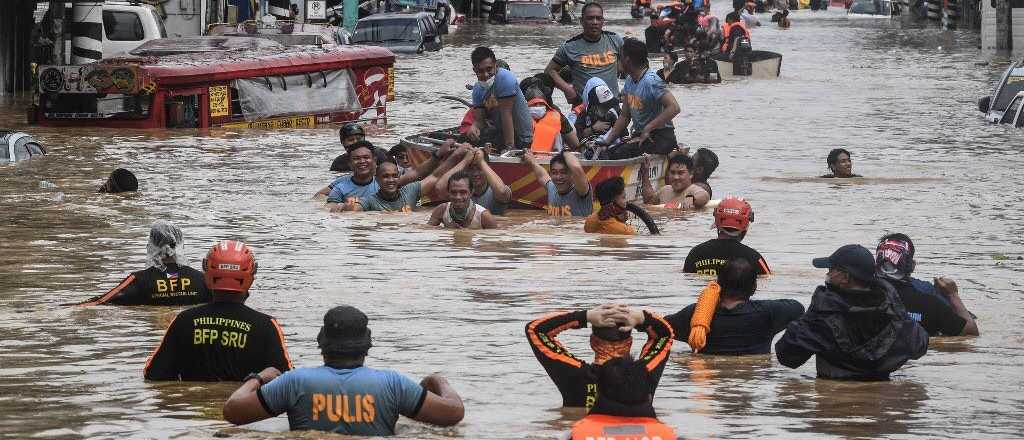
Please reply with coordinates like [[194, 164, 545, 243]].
[[82, 274, 136, 306]]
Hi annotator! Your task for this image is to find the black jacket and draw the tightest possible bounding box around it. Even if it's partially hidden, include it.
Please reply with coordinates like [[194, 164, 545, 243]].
[[775, 280, 928, 380]]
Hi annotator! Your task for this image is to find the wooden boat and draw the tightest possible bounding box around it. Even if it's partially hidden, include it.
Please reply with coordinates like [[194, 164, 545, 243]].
[[400, 128, 669, 210], [712, 51, 782, 80]]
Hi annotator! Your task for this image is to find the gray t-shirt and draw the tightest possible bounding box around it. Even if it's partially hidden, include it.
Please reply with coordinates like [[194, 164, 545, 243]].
[[553, 32, 625, 98], [473, 185, 508, 215], [472, 68, 534, 148], [358, 181, 422, 212], [622, 68, 674, 134], [544, 180, 593, 217]]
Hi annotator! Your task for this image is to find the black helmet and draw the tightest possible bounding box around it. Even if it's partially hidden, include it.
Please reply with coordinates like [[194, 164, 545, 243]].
[[339, 123, 365, 144]]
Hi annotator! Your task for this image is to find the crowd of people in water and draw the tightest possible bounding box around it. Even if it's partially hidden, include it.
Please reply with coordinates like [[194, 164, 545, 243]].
[[57, 2, 986, 438]]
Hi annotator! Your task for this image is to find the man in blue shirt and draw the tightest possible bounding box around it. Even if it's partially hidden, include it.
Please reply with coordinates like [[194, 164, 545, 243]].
[[523, 150, 594, 217], [325, 140, 455, 212], [600, 38, 680, 160], [465, 46, 534, 151], [222, 305, 465, 436]]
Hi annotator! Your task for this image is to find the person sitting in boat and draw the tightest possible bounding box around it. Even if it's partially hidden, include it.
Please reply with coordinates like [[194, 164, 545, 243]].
[[721, 11, 751, 55], [821, 148, 861, 178], [640, 153, 710, 209], [436, 146, 513, 215], [388, 144, 412, 175], [567, 357, 677, 440], [526, 304, 674, 409], [465, 46, 533, 152], [684, 196, 772, 276], [98, 168, 138, 193], [691, 147, 719, 197], [585, 176, 635, 235], [325, 140, 453, 212], [82, 221, 209, 306], [427, 171, 498, 229], [741, 1, 761, 27], [522, 150, 594, 217], [528, 97, 581, 153], [665, 258, 804, 354], [598, 38, 681, 160], [572, 77, 621, 142]]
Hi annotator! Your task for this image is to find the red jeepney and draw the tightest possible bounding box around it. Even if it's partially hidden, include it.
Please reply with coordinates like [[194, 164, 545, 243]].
[[31, 36, 395, 130]]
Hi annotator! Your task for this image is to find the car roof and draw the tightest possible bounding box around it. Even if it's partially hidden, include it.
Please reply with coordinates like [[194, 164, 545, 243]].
[[359, 11, 433, 21]]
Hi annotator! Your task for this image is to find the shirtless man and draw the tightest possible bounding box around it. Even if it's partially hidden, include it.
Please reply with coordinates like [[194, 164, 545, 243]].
[[428, 171, 498, 229], [640, 154, 710, 209]]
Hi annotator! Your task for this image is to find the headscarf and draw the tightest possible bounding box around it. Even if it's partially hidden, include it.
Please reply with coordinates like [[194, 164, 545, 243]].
[[146, 221, 186, 271]]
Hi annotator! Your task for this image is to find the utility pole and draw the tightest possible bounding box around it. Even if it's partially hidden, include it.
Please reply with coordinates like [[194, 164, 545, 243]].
[[50, 0, 65, 64], [994, 0, 1011, 50]]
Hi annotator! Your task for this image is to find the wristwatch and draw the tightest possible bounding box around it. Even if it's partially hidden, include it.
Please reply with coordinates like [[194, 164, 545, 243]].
[[243, 372, 264, 386]]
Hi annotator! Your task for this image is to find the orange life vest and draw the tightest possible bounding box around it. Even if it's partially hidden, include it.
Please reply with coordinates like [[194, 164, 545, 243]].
[[529, 98, 562, 153], [571, 414, 677, 440], [720, 21, 751, 53]]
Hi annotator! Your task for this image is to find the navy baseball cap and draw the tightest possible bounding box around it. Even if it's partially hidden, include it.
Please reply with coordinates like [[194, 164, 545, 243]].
[[812, 244, 877, 283]]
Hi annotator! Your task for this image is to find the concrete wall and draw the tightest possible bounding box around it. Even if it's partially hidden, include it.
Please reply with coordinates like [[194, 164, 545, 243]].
[[0, 0, 37, 95], [983, 0, 1024, 53]]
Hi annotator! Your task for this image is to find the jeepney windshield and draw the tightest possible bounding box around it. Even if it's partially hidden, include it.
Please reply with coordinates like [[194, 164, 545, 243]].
[[352, 19, 421, 43], [233, 69, 362, 121]]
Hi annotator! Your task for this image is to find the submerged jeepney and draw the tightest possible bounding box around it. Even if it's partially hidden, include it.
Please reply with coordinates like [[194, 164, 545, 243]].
[[30, 36, 395, 129]]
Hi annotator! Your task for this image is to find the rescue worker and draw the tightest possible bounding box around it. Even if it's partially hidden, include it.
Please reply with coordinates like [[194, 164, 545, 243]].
[[466, 46, 533, 151], [522, 151, 594, 217], [598, 38, 681, 159], [222, 305, 465, 435], [526, 304, 674, 408], [666, 258, 804, 354], [775, 244, 929, 380], [84, 221, 209, 306], [546, 2, 625, 104], [640, 153, 711, 209], [98, 168, 138, 193], [875, 233, 980, 336], [436, 146, 513, 215], [144, 240, 293, 381], [821, 148, 860, 178], [585, 176, 635, 235], [427, 171, 498, 229], [528, 97, 580, 153], [572, 77, 621, 141], [568, 357, 677, 440], [683, 196, 771, 276], [721, 11, 751, 54]]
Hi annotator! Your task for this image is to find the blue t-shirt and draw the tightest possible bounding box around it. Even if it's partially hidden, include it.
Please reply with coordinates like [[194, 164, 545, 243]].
[[358, 181, 422, 212], [327, 176, 379, 204], [543, 180, 593, 217], [471, 68, 533, 148], [473, 185, 508, 215], [258, 365, 427, 436], [622, 69, 674, 134]]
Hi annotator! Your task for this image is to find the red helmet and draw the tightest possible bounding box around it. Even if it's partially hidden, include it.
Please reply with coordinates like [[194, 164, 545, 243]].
[[713, 196, 753, 232], [203, 240, 257, 294]]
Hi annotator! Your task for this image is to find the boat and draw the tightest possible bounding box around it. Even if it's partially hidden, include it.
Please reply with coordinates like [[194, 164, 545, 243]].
[[978, 58, 1024, 124], [30, 36, 395, 129], [400, 128, 669, 210], [712, 51, 782, 80]]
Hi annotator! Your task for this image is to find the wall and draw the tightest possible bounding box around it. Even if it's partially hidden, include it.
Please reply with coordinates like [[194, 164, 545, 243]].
[[0, 0, 38, 95]]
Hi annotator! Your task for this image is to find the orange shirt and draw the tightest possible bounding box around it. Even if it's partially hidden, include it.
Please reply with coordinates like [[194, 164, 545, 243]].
[[584, 213, 636, 235]]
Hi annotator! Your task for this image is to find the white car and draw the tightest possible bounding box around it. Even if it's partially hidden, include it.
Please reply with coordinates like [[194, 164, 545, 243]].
[[978, 58, 1024, 124]]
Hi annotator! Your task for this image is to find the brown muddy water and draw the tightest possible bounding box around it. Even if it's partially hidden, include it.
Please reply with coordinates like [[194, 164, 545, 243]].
[[1, 2, 1023, 439]]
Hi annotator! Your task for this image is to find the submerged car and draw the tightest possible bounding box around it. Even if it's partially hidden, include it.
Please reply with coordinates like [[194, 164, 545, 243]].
[[847, 0, 896, 16], [979, 58, 1024, 124], [352, 12, 442, 53]]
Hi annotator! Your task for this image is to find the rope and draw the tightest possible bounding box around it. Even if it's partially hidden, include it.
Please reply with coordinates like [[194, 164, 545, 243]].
[[687, 280, 720, 353]]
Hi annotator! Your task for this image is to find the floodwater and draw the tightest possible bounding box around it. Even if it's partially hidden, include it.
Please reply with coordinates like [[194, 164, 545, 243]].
[[1, 2, 1023, 439]]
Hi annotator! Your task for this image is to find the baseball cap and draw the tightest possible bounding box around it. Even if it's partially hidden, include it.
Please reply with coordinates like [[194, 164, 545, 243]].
[[317, 306, 373, 354], [593, 84, 615, 104], [812, 244, 876, 283]]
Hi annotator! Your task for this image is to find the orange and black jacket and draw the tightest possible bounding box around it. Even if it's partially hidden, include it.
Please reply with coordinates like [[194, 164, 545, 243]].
[[525, 310, 674, 408], [144, 302, 293, 381], [89, 264, 210, 306]]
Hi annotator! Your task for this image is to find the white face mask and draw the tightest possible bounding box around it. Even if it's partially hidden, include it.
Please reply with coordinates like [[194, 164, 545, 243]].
[[476, 75, 495, 91], [529, 106, 547, 119]]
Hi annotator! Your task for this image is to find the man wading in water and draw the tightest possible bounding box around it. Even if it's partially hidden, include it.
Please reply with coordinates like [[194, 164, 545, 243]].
[[684, 196, 771, 276], [145, 240, 292, 381], [325, 140, 453, 212], [427, 171, 498, 229]]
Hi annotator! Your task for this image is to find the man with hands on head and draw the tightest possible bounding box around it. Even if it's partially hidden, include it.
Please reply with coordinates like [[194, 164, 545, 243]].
[[223, 305, 465, 436], [525, 304, 674, 409]]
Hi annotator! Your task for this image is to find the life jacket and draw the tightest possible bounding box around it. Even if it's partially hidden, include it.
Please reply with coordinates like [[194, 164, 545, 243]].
[[720, 21, 751, 53], [529, 97, 563, 153], [571, 414, 678, 440]]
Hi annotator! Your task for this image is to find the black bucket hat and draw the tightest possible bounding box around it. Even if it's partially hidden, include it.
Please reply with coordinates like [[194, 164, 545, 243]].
[[317, 306, 373, 354]]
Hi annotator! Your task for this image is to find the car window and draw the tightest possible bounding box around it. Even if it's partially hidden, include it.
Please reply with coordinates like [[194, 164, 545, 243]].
[[103, 11, 145, 41], [151, 9, 167, 38], [1016, 107, 1024, 128], [1000, 96, 1022, 124]]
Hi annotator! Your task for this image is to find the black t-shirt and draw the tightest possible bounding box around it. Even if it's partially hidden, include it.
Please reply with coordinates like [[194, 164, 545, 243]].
[[95, 264, 210, 306], [665, 299, 804, 354], [144, 302, 293, 381], [891, 280, 966, 336], [683, 238, 771, 276]]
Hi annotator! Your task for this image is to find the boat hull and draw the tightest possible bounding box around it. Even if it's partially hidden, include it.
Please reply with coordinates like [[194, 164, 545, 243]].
[[401, 129, 668, 210], [713, 51, 782, 80]]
